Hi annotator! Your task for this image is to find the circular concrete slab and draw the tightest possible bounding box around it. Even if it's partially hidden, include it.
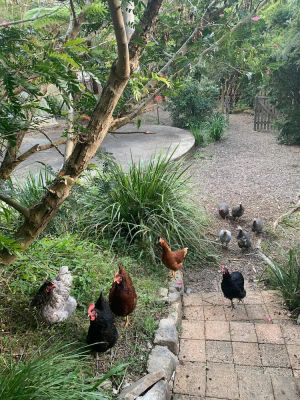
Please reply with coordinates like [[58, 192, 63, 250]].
[[102, 124, 195, 168]]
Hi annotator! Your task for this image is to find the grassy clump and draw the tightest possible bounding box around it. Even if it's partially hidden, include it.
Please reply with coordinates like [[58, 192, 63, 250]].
[[204, 113, 228, 142], [266, 246, 300, 313], [69, 153, 216, 265], [0, 342, 112, 400]]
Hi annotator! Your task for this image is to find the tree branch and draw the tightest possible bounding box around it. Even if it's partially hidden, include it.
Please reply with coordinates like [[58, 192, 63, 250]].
[[108, 0, 130, 79], [17, 139, 66, 163], [0, 8, 60, 28], [0, 194, 30, 219], [273, 194, 300, 230]]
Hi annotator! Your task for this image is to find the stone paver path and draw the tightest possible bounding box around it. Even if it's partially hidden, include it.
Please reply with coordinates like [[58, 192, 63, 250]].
[[173, 286, 300, 399]]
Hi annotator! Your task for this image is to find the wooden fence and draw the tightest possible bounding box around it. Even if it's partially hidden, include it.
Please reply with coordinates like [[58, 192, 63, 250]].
[[254, 95, 279, 132]]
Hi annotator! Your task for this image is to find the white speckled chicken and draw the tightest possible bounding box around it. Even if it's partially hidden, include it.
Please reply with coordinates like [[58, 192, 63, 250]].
[[219, 229, 232, 248], [31, 266, 77, 324]]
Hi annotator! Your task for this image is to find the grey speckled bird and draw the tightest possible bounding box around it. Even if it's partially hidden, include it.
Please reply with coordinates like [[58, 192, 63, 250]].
[[237, 226, 252, 249], [219, 229, 232, 248], [218, 202, 229, 219], [252, 218, 263, 234], [231, 203, 245, 220]]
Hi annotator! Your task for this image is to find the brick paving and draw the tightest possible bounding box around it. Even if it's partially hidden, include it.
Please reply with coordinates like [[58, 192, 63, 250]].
[[173, 289, 300, 399]]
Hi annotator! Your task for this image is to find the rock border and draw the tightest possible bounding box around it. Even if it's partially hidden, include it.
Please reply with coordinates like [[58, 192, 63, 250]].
[[118, 271, 184, 400]]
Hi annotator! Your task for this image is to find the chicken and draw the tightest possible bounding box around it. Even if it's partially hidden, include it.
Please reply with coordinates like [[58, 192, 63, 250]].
[[158, 237, 188, 278], [87, 291, 118, 353], [220, 264, 246, 309], [219, 229, 232, 248], [237, 226, 252, 249], [109, 264, 137, 328], [218, 202, 229, 219], [31, 266, 77, 324], [231, 203, 244, 220], [252, 218, 263, 234]]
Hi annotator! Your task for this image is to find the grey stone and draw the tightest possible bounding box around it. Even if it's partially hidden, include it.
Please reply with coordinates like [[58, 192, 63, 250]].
[[297, 314, 300, 325], [154, 318, 179, 354], [147, 345, 179, 381], [185, 288, 192, 295], [159, 287, 169, 299], [168, 300, 182, 328], [118, 371, 165, 400], [168, 291, 181, 304], [137, 380, 171, 400]]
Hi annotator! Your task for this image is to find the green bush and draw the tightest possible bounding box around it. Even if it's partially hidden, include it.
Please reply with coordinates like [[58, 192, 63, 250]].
[[167, 78, 219, 128], [266, 247, 300, 313], [205, 113, 228, 142], [0, 342, 110, 400], [69, 153, 216, 265]]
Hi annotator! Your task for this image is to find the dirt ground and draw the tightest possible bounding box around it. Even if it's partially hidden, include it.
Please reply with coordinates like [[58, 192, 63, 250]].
[[185, 113, 300, 293]]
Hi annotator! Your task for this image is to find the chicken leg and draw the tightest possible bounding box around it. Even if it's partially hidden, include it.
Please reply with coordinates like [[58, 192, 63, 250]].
[[124, 315, 130, 328], [230, 299, 235, 310]]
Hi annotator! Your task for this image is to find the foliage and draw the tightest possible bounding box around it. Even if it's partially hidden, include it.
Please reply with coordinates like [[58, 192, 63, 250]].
[[190, 126, 206, 147], [204, 112, 228, 142], [266, 247, 300, 313], [167, 78, 219, 128], [63, 153, 216, 265], [0, 342, 110, 400]]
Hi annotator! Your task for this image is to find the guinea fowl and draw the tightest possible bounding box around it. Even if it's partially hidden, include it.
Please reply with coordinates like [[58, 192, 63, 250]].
[[231, 203, 244, 220], [31, 266, 77, 323], [87, 291, 118, 353], [237, 226, 252, 249], [219, 229, 232, 248], [252, 218, 263, 234], [218, 202, 229, 219], [221, 264, 246, 309]]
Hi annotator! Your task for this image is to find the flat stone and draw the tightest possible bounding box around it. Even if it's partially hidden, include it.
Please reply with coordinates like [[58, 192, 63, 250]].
[[154, 318, 179, 355], [287, 344, 300, 369], [271, 375, 300, 400], [203, 305, 226, 321], [202, 292, 224, 306], [237, 371, 274, 400], [266, 305, 291, 321], [225, 304, 249, 321], [147, 345, 179, 381], [206, 362, 239, 399], [259, 344, 290, 367], [181, 321, 205, 340], [235, 365, 263, 375], [205, 321, 230, 341], [118, 371, 165, 399], [245, 304, 270, 321], [293, 369, 300, 378], [264, 367, 293, 376], [179, 339, 206, 362], [281, 325, 300, 345], [206, 340, 233, 363], [255, 323, 284, 344], [168, 291, 181, 304], [183, 294, 202, 307], [173, 362, 206, 397], [243, 291, 263, 305], [173, 394, 204, 399], [138, 380, 171, 400], [169, 300, 182, 327], [184, 306, 204, 321], [230, 321, 257, 342], [232, 342, 262, 366]]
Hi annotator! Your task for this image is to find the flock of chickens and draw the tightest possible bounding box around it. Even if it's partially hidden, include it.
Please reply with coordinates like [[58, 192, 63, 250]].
[[31, 238, 189, 355], [31, 202, 260, 355]]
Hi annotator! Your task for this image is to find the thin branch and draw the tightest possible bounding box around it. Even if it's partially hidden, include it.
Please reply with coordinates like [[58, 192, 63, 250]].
[[273, 194, 300, 230], [17, 139, 66, 163], [37, 129, 66, 157], [0, 194, 30, 219], [108, 0, 130, 78], [69, 0, 77, 22], [0, 8, 61, 28]]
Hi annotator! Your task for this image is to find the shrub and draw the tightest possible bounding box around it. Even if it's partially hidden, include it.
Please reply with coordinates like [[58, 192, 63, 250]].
[[0, 342, 110, 400], [73, 153, 216, 265], [205, 113, 227, 142], [190, 126, 206, 147], [266, 247, 300, 313], [167, 78, 219, 128]]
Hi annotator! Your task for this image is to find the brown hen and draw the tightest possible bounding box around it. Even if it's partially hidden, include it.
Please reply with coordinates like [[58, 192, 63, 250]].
[[109, 264, 137, 328], [159, 238, 188, 278]]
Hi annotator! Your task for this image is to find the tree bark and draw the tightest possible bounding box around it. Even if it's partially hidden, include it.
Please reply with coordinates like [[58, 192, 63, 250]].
[[0, 0, 164, 265], [0, 131, 26, 180]]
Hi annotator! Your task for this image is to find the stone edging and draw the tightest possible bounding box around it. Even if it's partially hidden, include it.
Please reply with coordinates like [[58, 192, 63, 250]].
[[118, 271, 184, 400]]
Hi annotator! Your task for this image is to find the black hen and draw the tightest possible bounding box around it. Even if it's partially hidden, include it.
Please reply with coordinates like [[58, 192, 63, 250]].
[[221, 265, 246, 309], [87, 291, 118, 353]]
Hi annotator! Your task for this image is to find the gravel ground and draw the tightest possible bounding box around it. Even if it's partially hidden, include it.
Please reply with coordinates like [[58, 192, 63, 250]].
[[185, 113, 300, 293]]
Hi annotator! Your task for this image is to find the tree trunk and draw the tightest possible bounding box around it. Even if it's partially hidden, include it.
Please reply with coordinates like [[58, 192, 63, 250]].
[[0, 131, 26, 180], [0, 0, 164, 266]]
